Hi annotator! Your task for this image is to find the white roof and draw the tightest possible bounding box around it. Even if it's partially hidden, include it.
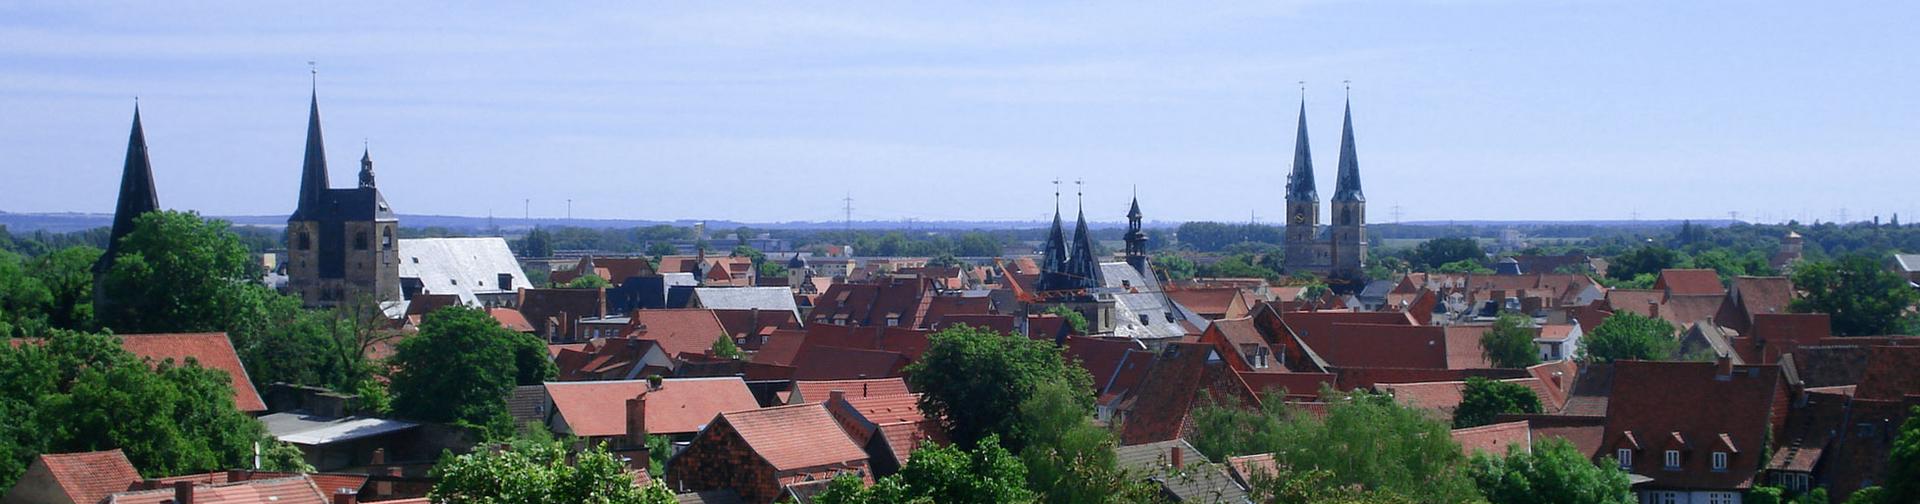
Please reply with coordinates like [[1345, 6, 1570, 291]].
[[262, 412, 419, 446], [691, 287, 802, 319], [398, 237, 529, 306], [1098, 262, 1194, 340], [1895, 254, 1920, 273]]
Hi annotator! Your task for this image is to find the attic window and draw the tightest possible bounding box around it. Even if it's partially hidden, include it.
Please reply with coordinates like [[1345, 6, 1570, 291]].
[[1617, 449, 1632, 469], [412, 257, 420, 264], [1663, 450, 1680, 470], [1711, 452, 1727, 472], [1139, 314, 1150, 326]]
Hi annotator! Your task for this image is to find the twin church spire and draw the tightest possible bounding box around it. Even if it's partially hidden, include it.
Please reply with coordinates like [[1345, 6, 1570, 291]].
[[1286, 90, 1364, 206], [1038, 181, 1107, 293], [1283, 86, 1369, 281]]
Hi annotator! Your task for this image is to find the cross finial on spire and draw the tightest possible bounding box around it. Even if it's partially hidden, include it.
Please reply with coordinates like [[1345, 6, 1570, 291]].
[[308, 61, 317, 90], [1298, 81, 1306, 100], [1344, 80, 1351, 99]]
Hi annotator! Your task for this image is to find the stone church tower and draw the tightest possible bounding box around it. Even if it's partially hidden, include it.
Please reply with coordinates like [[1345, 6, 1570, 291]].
[[1281, 92, 1368, 283], [284, 87, 401, 307], [1328, 98, 1368, 281]]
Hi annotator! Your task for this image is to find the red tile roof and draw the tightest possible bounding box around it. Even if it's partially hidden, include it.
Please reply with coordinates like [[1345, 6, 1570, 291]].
[[1451, 420, 1532, 456], [1442, 325, 1495, 370], [545, 377, 759, 437], [489, 307, 535, 333], [22, 449, 141, 504], [792, 377, 910, 404], [624, 309, 730, 360], [1524, 415, 1609, 457], [809, 278, 934, 328], [1855, 346, 1920, 401], [1317, 323, 1450, 369], [751, 329, 808, 367], [926, 314, 1016, 334], [118, 333, 266, 412], [1063, 336, 1141, 391], [718, 403, 870, 472], [1602, 360, 1783, 491], [711, 308, 800, 348], [1379, 378, 1554, 418], [517, 288, 608, 339], [1655, 269, 1726, 297], [788, 346, 911, 381], [104, 476, 328, 504], [1117, 343, 1261, 445], [1167, 288, 1247, 318], [1236, 370, 1335, 400], [800, 325, 932, 361], [835, 393, 947, 466]]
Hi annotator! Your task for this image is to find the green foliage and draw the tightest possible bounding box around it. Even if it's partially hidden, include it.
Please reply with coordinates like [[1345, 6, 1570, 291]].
[[757, 261, 789, 279], [1435, 259, 1494, 274], [1364, 256, 1412, 282], [1790, 254, 1920, 336], [1154, 253, 1198, 281], [1042, 305, 1090, 334], [905, 325, 1093, 452], [1845, 487, 1883, 504], [562, 274, 612, 289], [1189, 389, 1481, 502], [1468, 438, 1632, 504], [1579, 312, 1678, 362], [1479, 313, 1541, 369], [516, 227, 554, 257], [390, 306, 556, 431], [1748, 487, 1785, 504], [1454, 377, 1542, 429], [1017, 381, 1157, 503], [1886, 406, 1920, 503], [646, 434, 672, 478], [1608, 245, 1682, 281], [429, 438, 675, 504], [0, 250, 55, 337], [1247, 466, 1418, 503], [645, 241, 678, 258], [813, 435, 1034, 504], [260, 441, 315, 473], [1413, 237, 1486, 271], [710, 334, 743, 360], [1690, 249, 1775, 280], [1198, 253, 1282, 280], [0, 330, 272, 489], [96, 211, 257, 333]]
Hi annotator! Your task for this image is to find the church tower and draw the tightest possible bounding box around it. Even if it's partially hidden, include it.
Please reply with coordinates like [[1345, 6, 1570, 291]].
[[1124, 192, 1149, 276], [1282, 97, 1323, 274], [93, 104, 161, 309], [1329, 95, 1368, 281], [285, 84, 401, 308]]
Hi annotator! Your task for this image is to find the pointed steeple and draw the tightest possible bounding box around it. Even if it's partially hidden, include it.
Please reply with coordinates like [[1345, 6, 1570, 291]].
[[1332, 94, 1364, 203], [1066, 184, 1103, 290], [294, 86, 329, 220], [358, 143, 377, 189], [97, 103, 161, 274], [1124, 191, 1149, 276], [1039, 182, 1071, 291], [1286, 96, 1318, 202]]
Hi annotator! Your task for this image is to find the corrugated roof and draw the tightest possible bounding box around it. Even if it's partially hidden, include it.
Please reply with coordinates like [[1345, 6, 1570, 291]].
[[398, 237, 528, 306]]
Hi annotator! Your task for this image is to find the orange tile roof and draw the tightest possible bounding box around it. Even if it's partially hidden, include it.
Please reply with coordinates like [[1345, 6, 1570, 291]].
[[545, 377, 759, 437], [719, 403, 869, 472], [1167, 288, 1246, 317], [624, 309, 730, 360], [1451, 420, 1532, 456], [1655, 269, 1726, 297], [117, 333, 267, 412], [27, 449, 141, 504], [1442, 325, 1495, 369], [489, 307, 535, 332], [792, 378, 910, 404], [842, 393, 946, 465], [104, 476, 328, 504]]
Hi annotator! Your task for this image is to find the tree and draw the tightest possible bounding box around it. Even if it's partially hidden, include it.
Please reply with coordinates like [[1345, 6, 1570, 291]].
[[390, 306, 555, 432], [518, 227, 554, 258], [1579, 312, 1678, 362], [1413, 237, 1485, 270], [710, 334, 743, 360], [0, 330, 274, 489], [1247, 466, 1418, 504], [429, 438, 675, 504], [1468, 438, 1632, 504], [1454, 377, 1543, 428], [1435, 259, 1494, 275], [811, 435, 1034, 504], [1041, 305, 1089, 335], [645, 241, 678, 258], [1189, 389, 1481, 502], [1885, 406, 1920, 503], [1017, 381, 1158, 503], [905, 325, 1093, 451], [562, 274, 612, 289], [96, 211, 257, 334], [1154, 254, 1198, 281], [1608, 245, 1682, 282], [1790, 255, 1920, 336], [30, 246, 100, 332], [1479, 313, 1541, 369], [757, 261, 789, 279], [0, 250, 53, 337]]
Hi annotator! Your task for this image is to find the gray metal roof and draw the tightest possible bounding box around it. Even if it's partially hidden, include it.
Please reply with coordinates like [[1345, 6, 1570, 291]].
[[1895, 254, 1920, 273], [1100, 262, 1194, 340], [691, 287, 801, 320], [1115, 439, 1251, 503], [262, 412, 419, 446], [398, 237, 529, 306]]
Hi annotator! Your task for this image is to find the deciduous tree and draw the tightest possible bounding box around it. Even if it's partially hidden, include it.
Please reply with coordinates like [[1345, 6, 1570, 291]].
[[1468, 438, 1632, 504], [430, 438, 675, 504], [1790, 255, 1920, 336], [1479, 313, 1541, 369], [1453, 377, 1542, 429], [390, 306, 555, 431], [905, 325, 1092, 451], [1579, 312, 1678, 362]]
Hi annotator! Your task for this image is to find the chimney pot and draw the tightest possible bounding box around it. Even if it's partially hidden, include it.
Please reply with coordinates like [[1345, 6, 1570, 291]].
[[1170, 445, 1184, 469], [1716, 356, 1733, 378], [332, 489, 358, 504], [626, 394, 649, 446], [173, 481, 195, 504], [829, 390, 847, 404], [370, 448, 386, 465]]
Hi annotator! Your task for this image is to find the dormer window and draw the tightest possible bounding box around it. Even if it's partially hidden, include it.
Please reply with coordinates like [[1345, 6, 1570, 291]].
[[1664, 450, 1680, 470], [1712, 452, 1727, 471], [1617, 449, 1632, 469]]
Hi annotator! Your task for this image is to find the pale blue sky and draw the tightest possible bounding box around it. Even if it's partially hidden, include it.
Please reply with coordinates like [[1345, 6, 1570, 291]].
[[2, 1, 1915, 224]]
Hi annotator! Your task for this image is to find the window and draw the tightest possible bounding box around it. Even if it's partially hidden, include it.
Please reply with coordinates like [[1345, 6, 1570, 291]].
[[354, 231, 369, 250], [886, 316, 900, 327], [1139, 314, 1150, 325], [1616, 449, 1632, 469], [382, 227, 394, 250], [297, 232, 311, 250], [1663, 450, 1680, 470], [1653, 492, 1679, 504], [1712, 451, 1728, 471], [1706, 492, 1736, 504]]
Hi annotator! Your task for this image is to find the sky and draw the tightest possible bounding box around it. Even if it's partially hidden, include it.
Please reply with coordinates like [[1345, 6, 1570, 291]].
[[2, 1, 1916, 225]]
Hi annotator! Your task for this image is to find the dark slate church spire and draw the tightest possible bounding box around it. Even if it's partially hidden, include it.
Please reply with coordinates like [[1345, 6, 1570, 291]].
[[96, 103, 159, 275], [1064, 181, 1104, 290], [1039, 180, 1071, 291], [358, 143, 377, 189], [1285, 95, 1317, 202], [295, 84, 329, 219], [1332, 93, 1364, 203]]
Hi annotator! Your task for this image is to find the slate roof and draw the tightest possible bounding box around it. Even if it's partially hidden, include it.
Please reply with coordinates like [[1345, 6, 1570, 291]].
[[14, 449, 141, 504], [718, 403, 870, 472], [1101, 262, 1194, 340], [545, 377, 758, 437], [1451, 420, 1532, 456], [118, 333, 266, 412], [1114, 439, 1250, 503], [397, 237, 528, 305]]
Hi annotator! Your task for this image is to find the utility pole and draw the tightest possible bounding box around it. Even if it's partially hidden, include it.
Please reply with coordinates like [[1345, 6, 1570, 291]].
[[842, 194, 853, 232], [566, 199, 572, 222], [1391, 204, 1403, 224], [1729, 211, 1739, 223], [524, 199, 530, 222]]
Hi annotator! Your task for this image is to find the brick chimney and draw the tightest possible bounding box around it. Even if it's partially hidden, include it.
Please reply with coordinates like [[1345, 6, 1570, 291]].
[[375, 467, 399, 498], [626, 393, 649, 446], [370, 448, 386, 466], [1716, 356, 1733, 380], [1647, 299, 1659, 319], [172, 481, 195, 504], [332, 489, 358, 504], [829, 390, 847, 405], [1170, 445, 1184, 469]]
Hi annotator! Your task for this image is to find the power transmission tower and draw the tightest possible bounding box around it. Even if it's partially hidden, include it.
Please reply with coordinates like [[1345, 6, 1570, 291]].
[[1391, 204, 1403, 224], [842, 194, 854, 232]]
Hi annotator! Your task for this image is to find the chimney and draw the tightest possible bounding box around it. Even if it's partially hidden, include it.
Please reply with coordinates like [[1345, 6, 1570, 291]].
[[370, 448, 386, 466], [173, 481, 195, 504], [1170, 445, 1184, 469], [375, 467, 399, 498], [1647, 300, 1659, 319], [829, 390, 847, 405], [1716, 356, 1733, 380], [332, 489, 358, 504], [626, 394, 649, 446]]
